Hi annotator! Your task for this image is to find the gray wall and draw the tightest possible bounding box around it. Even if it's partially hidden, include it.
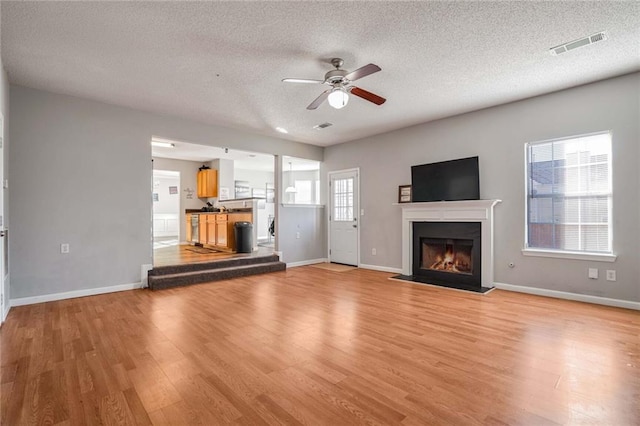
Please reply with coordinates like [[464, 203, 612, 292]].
[[1, 55, 10, 314], [279, 206, 326, 263], [324, 72, 640, 302], [9, 85, 323, 299]]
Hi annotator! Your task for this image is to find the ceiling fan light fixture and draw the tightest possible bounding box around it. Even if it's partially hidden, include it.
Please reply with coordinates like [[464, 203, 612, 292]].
[[327, 87, 349, 109]]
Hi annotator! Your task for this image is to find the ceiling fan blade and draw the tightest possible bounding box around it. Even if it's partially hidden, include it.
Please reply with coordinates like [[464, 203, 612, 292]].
[[350, 87, 386, 105], [282, 78, 324, 84], [345, 63, 381, 81], [307, 90, 330, 110]]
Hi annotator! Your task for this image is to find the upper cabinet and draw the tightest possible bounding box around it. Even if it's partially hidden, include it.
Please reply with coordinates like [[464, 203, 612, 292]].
[[197, 169, 218, 198]]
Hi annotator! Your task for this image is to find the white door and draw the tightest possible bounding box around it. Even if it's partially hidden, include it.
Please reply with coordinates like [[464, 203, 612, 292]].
[[0, 113, 5, 321], [329, 169, 359, 266]]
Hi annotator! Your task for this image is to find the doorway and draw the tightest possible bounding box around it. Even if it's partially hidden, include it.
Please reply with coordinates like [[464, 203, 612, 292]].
[[151, 138, 277, 267], [328, 168, 359, 266], [152, 170, 181, 249]]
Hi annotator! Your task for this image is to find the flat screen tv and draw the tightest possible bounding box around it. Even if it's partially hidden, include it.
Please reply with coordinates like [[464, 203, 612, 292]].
[[411, 156, 480, 202]]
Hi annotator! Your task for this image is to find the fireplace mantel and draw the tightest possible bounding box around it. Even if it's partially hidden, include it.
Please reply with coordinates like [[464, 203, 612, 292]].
[[398, 200, 501, 288]]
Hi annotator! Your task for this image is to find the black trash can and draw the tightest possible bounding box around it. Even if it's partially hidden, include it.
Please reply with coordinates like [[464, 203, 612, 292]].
[[234, 221, 253, 253]]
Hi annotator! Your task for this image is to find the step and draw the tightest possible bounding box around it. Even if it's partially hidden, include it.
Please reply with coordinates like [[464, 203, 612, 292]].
[[148, 261, 286, 290], [149, 253, 281, 277]]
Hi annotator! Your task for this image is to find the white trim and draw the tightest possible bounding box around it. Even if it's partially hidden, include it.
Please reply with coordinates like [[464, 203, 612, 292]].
[[359, 263, 402, 274], [287, 258, 328, 268], [280, 204, 325, 209], [10, 282, 144, 307], [521, 248, 617, 262], [494, 282, 639, 311], [3, 300, 10, 322], [141, 264, 153, 288]]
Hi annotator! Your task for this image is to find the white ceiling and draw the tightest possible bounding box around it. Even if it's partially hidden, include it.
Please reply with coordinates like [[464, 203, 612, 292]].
[[152, 138, 275, 171], [2, 2, 639, 147], [151, 138, 318, 172]]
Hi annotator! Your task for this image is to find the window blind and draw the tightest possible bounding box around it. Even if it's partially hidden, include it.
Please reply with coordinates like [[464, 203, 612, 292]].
[[526, 132, 612, 253]]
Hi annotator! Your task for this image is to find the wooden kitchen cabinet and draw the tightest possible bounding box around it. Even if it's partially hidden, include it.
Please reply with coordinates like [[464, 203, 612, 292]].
[[215, 214, 228, 248], [206, 214, 217, 245], [197, 169, 218, 198], [193, 212, 253, 252], [198, 214, 207, 244]]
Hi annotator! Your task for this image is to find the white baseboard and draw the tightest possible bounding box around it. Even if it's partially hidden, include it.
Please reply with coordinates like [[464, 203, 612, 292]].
[[494, 282, 640, 311], [287, 258, 328, 268], [10, 282, 144, 307], [141, 264, 153, 289], [2, 272, 9, 323], [359, 263, 403, 274], [2, 301, 10, 322]]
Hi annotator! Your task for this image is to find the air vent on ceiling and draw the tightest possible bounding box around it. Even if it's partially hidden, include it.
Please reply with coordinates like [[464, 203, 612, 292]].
[[550, 31, 607, 56], [313, 122, 333, 130]]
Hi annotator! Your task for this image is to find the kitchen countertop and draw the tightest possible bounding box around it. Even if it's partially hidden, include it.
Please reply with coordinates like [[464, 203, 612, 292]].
[[185, 209, 252, 214]]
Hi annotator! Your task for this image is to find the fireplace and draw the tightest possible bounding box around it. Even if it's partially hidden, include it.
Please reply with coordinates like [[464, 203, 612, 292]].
[[412, 222, 481, 291], [398, 199, 501, 293]]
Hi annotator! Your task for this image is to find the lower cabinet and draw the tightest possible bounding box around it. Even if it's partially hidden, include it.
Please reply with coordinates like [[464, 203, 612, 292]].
[[199, 215, 207, 245], [215, 214, 229, 248], [206, 215, 217, 245], [188, 212, 253, 252]]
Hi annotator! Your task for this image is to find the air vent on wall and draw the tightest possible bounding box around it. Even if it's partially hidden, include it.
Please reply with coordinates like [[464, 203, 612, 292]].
[[550, 31, 607, 56], [313, 122, 333, 130]]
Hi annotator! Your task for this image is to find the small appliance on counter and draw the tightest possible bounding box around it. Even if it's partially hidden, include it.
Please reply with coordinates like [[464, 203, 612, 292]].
[[201, 202, 219, 212]]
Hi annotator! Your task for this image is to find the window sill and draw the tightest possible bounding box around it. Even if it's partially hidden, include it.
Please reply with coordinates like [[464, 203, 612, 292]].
[[281, 204, 325, 209], [521, 248, 617, 262]]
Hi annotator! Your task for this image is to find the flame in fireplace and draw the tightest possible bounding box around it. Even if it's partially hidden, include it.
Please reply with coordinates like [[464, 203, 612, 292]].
[[424, 242, 472, 274]]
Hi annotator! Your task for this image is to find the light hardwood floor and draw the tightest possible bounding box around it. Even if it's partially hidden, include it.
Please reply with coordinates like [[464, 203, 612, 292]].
[[1, 267, 638, 425]]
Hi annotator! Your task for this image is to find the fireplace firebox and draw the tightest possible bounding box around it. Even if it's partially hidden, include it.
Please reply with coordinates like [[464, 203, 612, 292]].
[[412, 222, 482, 291]]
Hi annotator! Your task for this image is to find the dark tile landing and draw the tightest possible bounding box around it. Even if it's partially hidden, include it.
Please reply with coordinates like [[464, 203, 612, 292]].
[[391, 275, 493, 294], [148, 253, 286, 290]]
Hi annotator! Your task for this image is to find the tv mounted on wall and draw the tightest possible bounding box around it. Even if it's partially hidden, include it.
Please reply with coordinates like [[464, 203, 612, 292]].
[[411, 156, 480, 202]]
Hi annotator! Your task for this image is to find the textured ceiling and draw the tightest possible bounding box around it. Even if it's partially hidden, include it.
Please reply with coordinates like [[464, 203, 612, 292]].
[[2, 1, 639, 147]]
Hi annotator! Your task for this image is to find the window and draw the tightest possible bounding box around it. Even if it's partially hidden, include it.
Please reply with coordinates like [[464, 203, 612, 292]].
[[333, 177, 354, 221], [282, 156, 321, 205], [526, 132, 612, 255], [294, 180, 312, 204]]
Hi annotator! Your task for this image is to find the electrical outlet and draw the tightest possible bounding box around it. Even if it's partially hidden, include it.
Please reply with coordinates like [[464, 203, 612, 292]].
[[588, 268, 598, 279], [606, 270, 616, 281], [372, 248, 377, 255], [60, 243, 70, 254], [295, 232, 300, 239]]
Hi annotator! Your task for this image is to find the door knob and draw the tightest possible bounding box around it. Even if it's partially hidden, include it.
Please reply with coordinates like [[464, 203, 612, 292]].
[[352, 225, 357, 228]]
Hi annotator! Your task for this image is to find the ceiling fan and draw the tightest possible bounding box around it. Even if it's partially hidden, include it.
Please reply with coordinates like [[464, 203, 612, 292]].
[[282, 58, 386, 110]]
